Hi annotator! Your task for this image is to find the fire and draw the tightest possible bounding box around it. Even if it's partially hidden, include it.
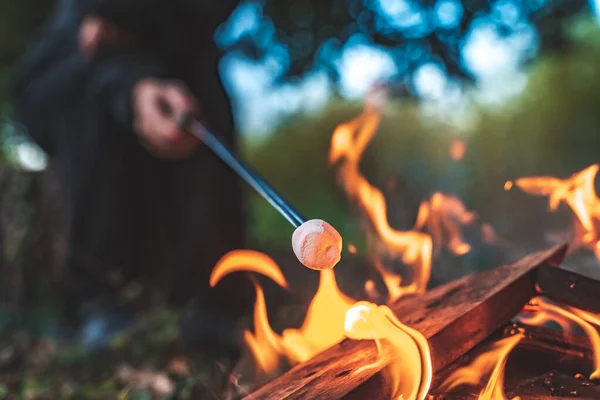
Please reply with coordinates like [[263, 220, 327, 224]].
[[280, 270, 355, 363], [518, 297, 600, 380], [449, 139, 467, 161], [329, 88, 496, 301], [329, 89, 432, 297], [508, 164, 600, 258], [210, 250, 288, 376], [438, 333, 524, 400], [210, 250, 355, 373], [370, 259, 413, 303], [244, 279, 283, 374], [210, 250, 289, 289], [414, 192, 476, 256], [344, 301, 432, 400]]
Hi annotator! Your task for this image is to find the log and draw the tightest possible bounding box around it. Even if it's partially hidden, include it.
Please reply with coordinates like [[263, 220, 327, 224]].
[[431, 323, 596, 399], [536, 263, 600, 313], [244, 244, 568, 400]]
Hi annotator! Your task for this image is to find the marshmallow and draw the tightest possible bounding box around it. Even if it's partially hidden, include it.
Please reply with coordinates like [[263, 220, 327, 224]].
[[292, 219, 342, 270]]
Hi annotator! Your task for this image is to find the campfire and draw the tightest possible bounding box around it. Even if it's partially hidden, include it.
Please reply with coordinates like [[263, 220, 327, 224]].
[[211, 88, 600, 399]]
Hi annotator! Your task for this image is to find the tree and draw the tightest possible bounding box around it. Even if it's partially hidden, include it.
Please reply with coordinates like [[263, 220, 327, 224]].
[[220, 0, 590, 92]]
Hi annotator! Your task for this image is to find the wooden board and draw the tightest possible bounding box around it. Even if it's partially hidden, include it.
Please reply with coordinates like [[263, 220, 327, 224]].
[[537, 263, 600, 313], [244, 244, 568, 400], [431, 323, 596, 399]]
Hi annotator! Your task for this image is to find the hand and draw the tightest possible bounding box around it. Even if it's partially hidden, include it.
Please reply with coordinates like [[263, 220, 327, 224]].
[[79, 15, 135, 58], [132, 79, 201, 159]]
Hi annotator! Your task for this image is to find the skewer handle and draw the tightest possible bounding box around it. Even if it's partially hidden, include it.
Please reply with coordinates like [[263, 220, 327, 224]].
[[177, 113, 306, 228]]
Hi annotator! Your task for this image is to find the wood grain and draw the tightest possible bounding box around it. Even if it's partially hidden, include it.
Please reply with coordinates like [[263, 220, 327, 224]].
[[537, 263, 600, 313]]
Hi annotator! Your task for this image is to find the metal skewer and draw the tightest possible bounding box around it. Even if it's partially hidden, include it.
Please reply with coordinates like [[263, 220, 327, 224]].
[[177, 114, 306, 228]]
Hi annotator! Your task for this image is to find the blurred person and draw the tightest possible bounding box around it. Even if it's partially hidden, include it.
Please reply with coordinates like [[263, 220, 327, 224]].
[[12, 0, 249, 351]]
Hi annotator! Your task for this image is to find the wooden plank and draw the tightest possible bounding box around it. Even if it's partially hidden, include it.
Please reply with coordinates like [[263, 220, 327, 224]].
[[244, 244, 568, 400], [537, 263, 600, 313], [433, 371, 600, 400], [431, 324, 595, 400]]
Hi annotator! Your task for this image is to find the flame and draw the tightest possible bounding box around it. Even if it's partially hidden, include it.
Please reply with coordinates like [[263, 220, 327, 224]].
[[329, 89, 495, 302], [509, 164, 600, 258], [281, 270, 355, 363], [518, 297, 600, 380], [439, 333, 524, 400], [371, 259, 415, 303], [347, 244, 358, 254], [244, 279, 282, 374], [211, 251, 355, 372], [449, 139, 467, 161], [344, 301, 432, 400], [481, 223, 507, 246], [210, 250, 288, 376], [210, 250, 289, 289], [329, 89, 432, 297], [414, 192, 476, 256]]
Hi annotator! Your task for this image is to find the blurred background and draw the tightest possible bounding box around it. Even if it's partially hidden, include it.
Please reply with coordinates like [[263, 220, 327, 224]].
[[1, 0, 600, 398]]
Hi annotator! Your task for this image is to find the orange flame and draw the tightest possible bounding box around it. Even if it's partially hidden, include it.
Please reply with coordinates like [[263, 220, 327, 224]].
[[211, 250, 288, 376], [281, 270, 355, 363], [439, 333, 524, 400], [509, 164, 600, 258], [414, 192, 476, 256], [344, 301, 432, 400], [211, 250, 355, 372], [449, 139, 467, 161], [329, 89, 432, 297], [210, 250, 289, 289], [329, 89, 496, 302], [370, 259, 414, 303], [518, 297, 600, 380], [244, 279, 282, 374]]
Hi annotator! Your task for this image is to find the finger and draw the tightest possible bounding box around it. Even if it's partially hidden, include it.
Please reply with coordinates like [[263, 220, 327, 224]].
[[148, 109, 182, 144], [79, 18, 104, 56], [161, 84, 198, 116], [156, 85, 199, 140]]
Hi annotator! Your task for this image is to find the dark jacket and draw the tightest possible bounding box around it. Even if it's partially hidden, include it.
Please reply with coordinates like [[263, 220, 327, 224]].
[[12, 0, 247, 309]]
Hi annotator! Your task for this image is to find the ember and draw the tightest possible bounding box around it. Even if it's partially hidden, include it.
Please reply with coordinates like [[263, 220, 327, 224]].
[[449, 139, 467, 162]]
